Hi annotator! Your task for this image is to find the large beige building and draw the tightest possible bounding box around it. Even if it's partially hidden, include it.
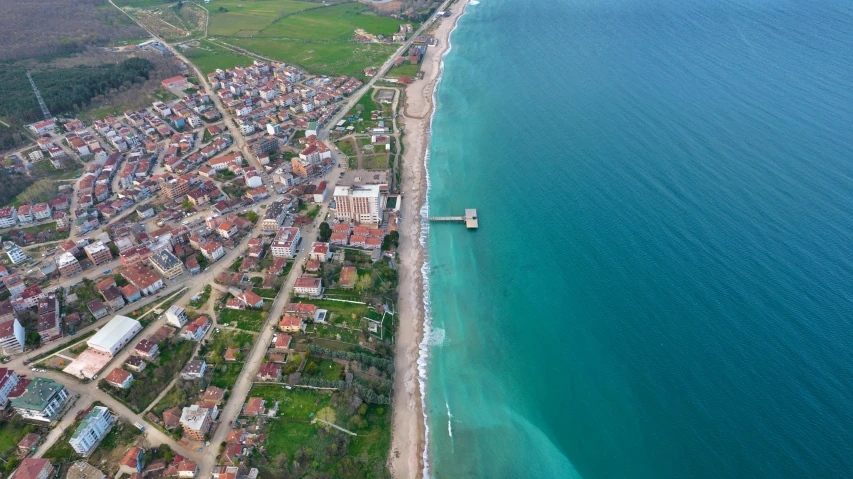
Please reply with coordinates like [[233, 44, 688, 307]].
[[333, 185, 382, 225]]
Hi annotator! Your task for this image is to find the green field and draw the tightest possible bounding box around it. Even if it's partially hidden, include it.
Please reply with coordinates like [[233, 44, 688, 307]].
[[228, 38, 396, 78], [182, 40, 254, 74], [259, 3, 411, 39], [390, 62, 421, 78], [251, 384, 332, 420], [218, 308, 267, 332], [208, 0, 316, 36]]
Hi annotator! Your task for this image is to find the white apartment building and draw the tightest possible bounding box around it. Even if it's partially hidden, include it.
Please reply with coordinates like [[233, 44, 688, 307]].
[[333, 185, 382, 224], [69, 406, 114, 455], [4, 243, 29, 265], [166, 305, 188, 328], [0, 318, 25, 355], [270, 227, 300, 258]]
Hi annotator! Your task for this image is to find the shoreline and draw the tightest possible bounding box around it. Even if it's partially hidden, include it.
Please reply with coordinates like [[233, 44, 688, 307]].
[[390, 1, 471, 478]]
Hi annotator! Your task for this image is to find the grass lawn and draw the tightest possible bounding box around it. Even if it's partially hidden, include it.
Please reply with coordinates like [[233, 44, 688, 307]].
[[296, 298, 368, 320], [390, 62, 421, 78], [322, 289, 364, 301], [183, 40, 254, 74], [0, 419, 42, 457], [264, 420, 318, 464], [260, 3, 410, 40], [210, 362, 243, 389], [250, 384, 331, 420], [207, 0, 315, 36], [362, 153, 391, 169], [203, 330, 255, 363], [336, 137, 356, 157], [151, 384, 187, 416], [350, 92, 380, 116], [228, 38, 396, 78], [218, 308, 267, 332], [255, 288, 278, 298], [305, 358, 344, 381], [347, 405, 392, 464]]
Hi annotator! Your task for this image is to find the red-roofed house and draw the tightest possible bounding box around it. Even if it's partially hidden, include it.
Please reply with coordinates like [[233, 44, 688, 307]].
[[104, 368, 134, 389]]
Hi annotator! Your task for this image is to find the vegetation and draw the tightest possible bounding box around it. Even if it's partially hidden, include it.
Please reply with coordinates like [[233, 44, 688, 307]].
[[0, 0, 146, 62], [0, 418, 43, 465], [0, 58, 154, 124], [188, 285, 212, 308], [101, 338, 196, 412], [182, 40, 253, 75], [218, 308, 267, 332], [228, 38, 396, 79], [318, 222, 333, 242]]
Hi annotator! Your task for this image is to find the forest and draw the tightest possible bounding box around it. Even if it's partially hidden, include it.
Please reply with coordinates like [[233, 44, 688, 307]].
[[0, 58, 154, 124], [0, 0, 147, 61]]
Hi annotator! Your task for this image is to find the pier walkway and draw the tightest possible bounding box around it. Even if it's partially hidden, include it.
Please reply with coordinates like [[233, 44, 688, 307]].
[[429, 209, 478, 228]]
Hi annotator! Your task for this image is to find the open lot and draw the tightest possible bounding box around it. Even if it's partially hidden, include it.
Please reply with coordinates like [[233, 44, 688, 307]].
[[218, 308, 267, 332], [207, 0, 315, 36], [182, 40, 253, 74], [228, 38, 396, 78]]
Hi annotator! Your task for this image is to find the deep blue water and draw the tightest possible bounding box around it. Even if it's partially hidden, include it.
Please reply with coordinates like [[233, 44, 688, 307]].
[[424, 0, 853, 477]]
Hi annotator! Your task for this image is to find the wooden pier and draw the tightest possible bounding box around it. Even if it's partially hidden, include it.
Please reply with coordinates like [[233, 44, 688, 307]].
[[429, 209, 478, 229]]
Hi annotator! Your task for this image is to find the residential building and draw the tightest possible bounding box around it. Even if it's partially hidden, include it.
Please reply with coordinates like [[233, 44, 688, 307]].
[[0, 319, 25, 355], [84, 242, 112, 266], [149, 250, 184, 279], [0, 208, 16, 228], [57, 252, 82, 277], [86, 315, 142, 356], [180, 404, 212, 441], [161, 76, 188, 89], [333, 184, 382, 224], [37, 293, 61, 342], [69, 406, 114, 455], [124, 356, 146, 372], [308, 242, 331, 262], [270, 227, 300, 258], [66, 462, 105, 479], [133, 339, 159, 360], [10, 458, 55, 479], [261, 201, 286, 233], [119, 446, 143, 475], [16, 205, 33, 224], [236, 290, 264, 308], [256, 363, 281, 382], [243, 397, 265, 416], [120, 284, 141, 303], [87, 300, 109, 319], [104, 368, 133, 389], [217, 222, 237, 239], [166, 305, 188, 327], [101, 286, 126, 310], [5, 242, 29, 265], [17, 433, 40, 455], [278, 316, 304, 333], [200, 240, 225, 262], [182, 316, 211, 341], [11, 378, 69, 422], [283, 302, 317, 318], [181, 359, 207, 379], [0, 368, 21, 408], [339, 266, 358, 289], [122, 264, 165, 295], [293, 276, 323, 297]]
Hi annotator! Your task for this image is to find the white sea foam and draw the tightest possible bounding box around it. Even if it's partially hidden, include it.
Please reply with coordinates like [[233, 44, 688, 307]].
[[429, 327, 446, 346], [470, 0, 480, 5], [418, 3, 470, 478], [446, 401, 453, 440]]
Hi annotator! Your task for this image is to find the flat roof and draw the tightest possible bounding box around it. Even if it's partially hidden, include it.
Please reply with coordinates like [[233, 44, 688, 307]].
[[88, 315, 141, 351]]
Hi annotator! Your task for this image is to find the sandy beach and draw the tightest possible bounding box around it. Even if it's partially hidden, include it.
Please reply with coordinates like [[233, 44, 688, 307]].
[[390, 1, 470, 478]]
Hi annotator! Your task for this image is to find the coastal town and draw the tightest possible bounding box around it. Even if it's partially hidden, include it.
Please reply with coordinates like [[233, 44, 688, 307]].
[[0, 0, 467, 477]]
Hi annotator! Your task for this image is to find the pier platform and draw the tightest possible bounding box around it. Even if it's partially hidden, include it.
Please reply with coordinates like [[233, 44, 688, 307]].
[[429, 209, 478, 229]]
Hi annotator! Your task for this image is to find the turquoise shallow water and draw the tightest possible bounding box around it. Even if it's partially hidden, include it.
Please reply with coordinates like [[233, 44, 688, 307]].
[[425, 0, 853, 477]]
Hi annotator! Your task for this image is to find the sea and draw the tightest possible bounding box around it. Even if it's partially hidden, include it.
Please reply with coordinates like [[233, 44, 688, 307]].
[[421, 0, 853, 477]]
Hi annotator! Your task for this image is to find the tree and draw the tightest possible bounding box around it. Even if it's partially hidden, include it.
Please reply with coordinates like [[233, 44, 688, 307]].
[[318, 222, 332, 242], [245, 211, 259, 223], [355, 274, 372, 292], [181, 198, 194, 213], [107, 242, 119, 256], [316, 406, 336, 430], [381, 230, 399, 251]]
